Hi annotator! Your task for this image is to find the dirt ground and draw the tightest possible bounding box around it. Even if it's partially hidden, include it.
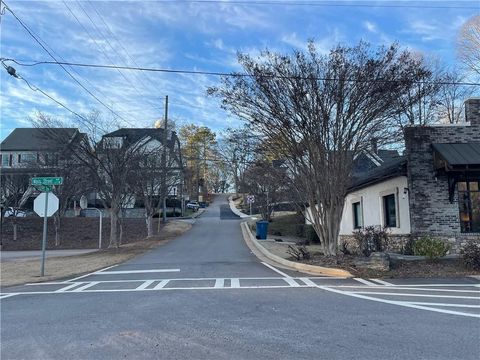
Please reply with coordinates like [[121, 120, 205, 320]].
[[302, 254, 480, 279], [0, 217, 163, 250], [0, 221, 191, 287]]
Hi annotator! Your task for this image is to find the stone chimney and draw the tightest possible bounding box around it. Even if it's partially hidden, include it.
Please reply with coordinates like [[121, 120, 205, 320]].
[[465, 98, 480, 126]]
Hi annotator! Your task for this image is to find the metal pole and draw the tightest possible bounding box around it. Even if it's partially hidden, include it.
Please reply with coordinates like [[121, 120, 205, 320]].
[[250, 202, 252, 216], [162, 95, 169, 223], [97, 209, 102, 249], [40, 191, 49, 276]]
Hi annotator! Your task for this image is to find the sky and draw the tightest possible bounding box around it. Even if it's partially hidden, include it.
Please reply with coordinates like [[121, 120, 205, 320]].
[[0, 0, 479, 140]]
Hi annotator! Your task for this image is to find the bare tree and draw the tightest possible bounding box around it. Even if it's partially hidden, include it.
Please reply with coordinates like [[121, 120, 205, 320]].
[[0, 174, 30, 241], [242, 160, 289, 220], [219, 125, 259, 193], [209, 41, 429, 255], [437, 68, 475, 124], [458, 15, 480, 76]]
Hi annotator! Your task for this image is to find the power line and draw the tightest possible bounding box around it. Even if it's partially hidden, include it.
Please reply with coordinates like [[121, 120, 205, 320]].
[[154, 0, 480, 10], [6, 58, 480, 86], [1, 61, 105, 130], [1, 0, 137, 126]]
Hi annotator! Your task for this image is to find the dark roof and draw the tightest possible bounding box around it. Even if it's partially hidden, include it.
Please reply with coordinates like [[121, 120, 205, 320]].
[[349, 156, 407, 192], [0, 128, 79, 151], [103, 128, 177, 148], [432, 143, 480, 166]]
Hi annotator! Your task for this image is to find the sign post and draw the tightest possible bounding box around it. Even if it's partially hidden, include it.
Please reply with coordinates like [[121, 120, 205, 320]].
[[246, 195, 255, 216], [32, 177, 62, 276]]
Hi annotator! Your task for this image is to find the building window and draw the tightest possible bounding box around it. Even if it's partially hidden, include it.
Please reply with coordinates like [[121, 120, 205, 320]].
[[383, 194, 397, 227], [22, 153, 37, 164], [352, 201, 363, 229], [458, 181, 480, 233]]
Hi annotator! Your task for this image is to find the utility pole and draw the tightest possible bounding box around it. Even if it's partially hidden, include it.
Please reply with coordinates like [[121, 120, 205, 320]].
[[162, 95, 169, 224]]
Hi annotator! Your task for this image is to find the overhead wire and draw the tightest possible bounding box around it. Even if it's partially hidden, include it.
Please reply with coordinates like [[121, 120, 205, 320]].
[[1, 60, 106, 131], [153, 0, 480, 10], [86, 0, 168, 102], [1, 0, 138, 127], [5, 58, 480, 86]]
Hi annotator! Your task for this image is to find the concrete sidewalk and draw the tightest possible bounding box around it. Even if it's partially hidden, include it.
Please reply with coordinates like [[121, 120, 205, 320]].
[[0, 249, 98, 262]]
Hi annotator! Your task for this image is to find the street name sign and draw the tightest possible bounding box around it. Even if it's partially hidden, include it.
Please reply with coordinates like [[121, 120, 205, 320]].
[[31, 177, 63, 186], [34, 192, 59, 217]]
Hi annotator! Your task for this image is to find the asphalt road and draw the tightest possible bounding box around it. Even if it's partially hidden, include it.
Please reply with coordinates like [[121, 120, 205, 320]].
[[1, 195, 479, 359]]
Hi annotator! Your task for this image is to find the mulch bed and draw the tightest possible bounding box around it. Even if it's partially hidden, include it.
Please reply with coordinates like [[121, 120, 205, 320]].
[[301, 254, 479, 278], [0, 217, 164, 250]]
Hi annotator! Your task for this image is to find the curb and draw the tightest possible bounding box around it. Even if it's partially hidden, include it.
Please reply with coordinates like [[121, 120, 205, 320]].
[[241, 221, 352, 277], [228, 195, 251, 218]]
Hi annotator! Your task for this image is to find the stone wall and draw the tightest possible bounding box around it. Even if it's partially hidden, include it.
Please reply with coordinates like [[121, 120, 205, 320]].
[[403, 98, 480, 250]]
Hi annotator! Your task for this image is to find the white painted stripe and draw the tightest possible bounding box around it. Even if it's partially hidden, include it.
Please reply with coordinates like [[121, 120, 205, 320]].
[[214, 279, 224, 288], [300, 278, 318, 287], [371, 279, 394, 286], [261, 262, 291, 278], [55, 283, 85, 293], [406, 302, 480, 308], [153, 280, 170, 289], [283, 278, 300, 287], [68, 265, 118, 282], [72, 282, 100, 292], [352, 291, 479, 299], [136, 280, 155, 290], [95, 269, 180, 275], [318, 286, 480, 319], [231, 278, 240, 288], [0, 294, 18, 300], [26, 282, 70, 286], [354, 278, 378, 286], [330, 286, 480, 293]]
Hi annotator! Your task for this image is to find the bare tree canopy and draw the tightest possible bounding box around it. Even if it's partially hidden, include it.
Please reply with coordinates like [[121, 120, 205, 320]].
[[209, 41, 431, 255], [458, 15, 480, 76]]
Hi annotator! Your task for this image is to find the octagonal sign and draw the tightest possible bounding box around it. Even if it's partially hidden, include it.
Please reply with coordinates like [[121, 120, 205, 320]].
[[34, 192, 59, 217]]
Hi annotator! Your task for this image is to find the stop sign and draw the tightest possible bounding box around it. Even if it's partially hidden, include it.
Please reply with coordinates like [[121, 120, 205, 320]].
[[34, 192, 59, 217]]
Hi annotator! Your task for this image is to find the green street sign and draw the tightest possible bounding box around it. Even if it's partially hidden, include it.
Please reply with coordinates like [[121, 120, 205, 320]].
[[31, 177, 63, 186], [34, 185, 53, 192]]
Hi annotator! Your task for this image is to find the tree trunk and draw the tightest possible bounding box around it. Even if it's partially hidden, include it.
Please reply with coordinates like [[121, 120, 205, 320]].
[[146, 215, 154, 238], [53, 214, 61, 247], [109, 207, 119, 248], [12, 222, 17, 241]]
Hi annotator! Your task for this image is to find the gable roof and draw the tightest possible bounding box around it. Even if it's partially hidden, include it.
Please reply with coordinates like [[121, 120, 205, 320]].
[[102, 128, 178, 149], [349, 156, 407, 192], [0, 128, 79, 152]]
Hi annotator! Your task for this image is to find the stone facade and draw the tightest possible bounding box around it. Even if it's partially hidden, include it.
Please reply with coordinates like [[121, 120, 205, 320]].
[[404, 98, 480, 253]]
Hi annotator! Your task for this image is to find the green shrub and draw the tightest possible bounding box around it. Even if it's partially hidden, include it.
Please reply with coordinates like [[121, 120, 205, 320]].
[[353, 226, 390, 257], [304, 225, 320, 244], [461, 241, 480, 270], [412, 236, 450, 259]]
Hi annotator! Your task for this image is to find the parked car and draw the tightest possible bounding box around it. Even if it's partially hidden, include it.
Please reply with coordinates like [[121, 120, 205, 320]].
[[186, 201, 200, 211], [3, 207, 28, 217]]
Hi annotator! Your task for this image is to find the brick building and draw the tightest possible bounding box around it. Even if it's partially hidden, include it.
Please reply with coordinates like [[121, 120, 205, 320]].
[[338, 98, 479, 253], [404, 98, 480, 251]]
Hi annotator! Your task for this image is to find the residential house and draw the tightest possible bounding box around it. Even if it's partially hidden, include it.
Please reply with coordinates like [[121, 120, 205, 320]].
[[338, 98, 480, 253], [0, 128, 84, 209]]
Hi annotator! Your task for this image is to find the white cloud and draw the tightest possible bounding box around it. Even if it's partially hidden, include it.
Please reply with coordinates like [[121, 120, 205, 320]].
[[363, 21, 377, 33]]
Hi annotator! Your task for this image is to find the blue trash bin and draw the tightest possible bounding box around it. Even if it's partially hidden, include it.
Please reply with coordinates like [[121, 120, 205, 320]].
[[256, 220, 269, 240]]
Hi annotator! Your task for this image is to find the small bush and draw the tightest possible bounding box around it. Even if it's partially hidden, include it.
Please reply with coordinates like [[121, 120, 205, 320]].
[[304, 225, 320, 244], [401, 237, 415, 255], [461, 241, 480, 270], [339, 241, 352, 255], [353, 226, 390, 257], [286, 245, 311, 260], [412, 236, 450, 259], [295, 224, 305, 237]]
